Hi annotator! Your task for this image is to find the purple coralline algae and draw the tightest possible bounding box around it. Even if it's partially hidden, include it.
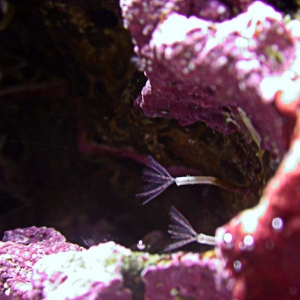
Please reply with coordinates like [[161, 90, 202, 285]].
[[2, 226, 67, 244], [121, 0, 300, 161], [29, 242, 231, 299], [30, 241, 132, 300], [121, 0, 300, 299], [216, 115, 300, 300], [142, 252, 230, 300], [0, 231, 229, 300], [0, 226, 83, 298]]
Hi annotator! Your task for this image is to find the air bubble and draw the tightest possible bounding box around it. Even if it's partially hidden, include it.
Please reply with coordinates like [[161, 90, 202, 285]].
[[272, 217, 283, 231], [224, 233, 232, 243], [233, 260, 242, 272], [244, 235, 254, 246], [240, 234, 254, 250], [136, 240, 145, 250], [223, 232, 233, 248]]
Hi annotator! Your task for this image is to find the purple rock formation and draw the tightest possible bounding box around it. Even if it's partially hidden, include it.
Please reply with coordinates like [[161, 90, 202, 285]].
[[2, 226, 66, 244], [1, 1, 300, 299], [120, 1, 300, 299], [0, 227, 83, 298], [216, 116, 300, 300], [30, 242, 132, 300], [0, 227, 230, 300], [121, 0, 299, 162], [142, 252, 231, 300]]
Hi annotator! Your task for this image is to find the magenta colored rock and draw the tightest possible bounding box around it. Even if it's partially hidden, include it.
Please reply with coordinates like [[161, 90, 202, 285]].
[[0, 229, 231, 300], [120, 1, 300, 298], [215, 116, 300, 299], [0, 227, 83, 298], [30, 242, 132, 300], [2, 226, 66, 244], [121, 0, 232, 50], [142, 252, 231, 300], [121, 0, 300, 161]]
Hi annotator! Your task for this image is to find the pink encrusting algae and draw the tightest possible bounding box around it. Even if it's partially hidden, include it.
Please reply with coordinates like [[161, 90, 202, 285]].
[[0, 227, 230, 300], [1, 0, 300, 299], [216, 115, 300, 299], [121, 0, 300, 299], [121, 0, 300, 163], [0, 227, 83, 298]]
